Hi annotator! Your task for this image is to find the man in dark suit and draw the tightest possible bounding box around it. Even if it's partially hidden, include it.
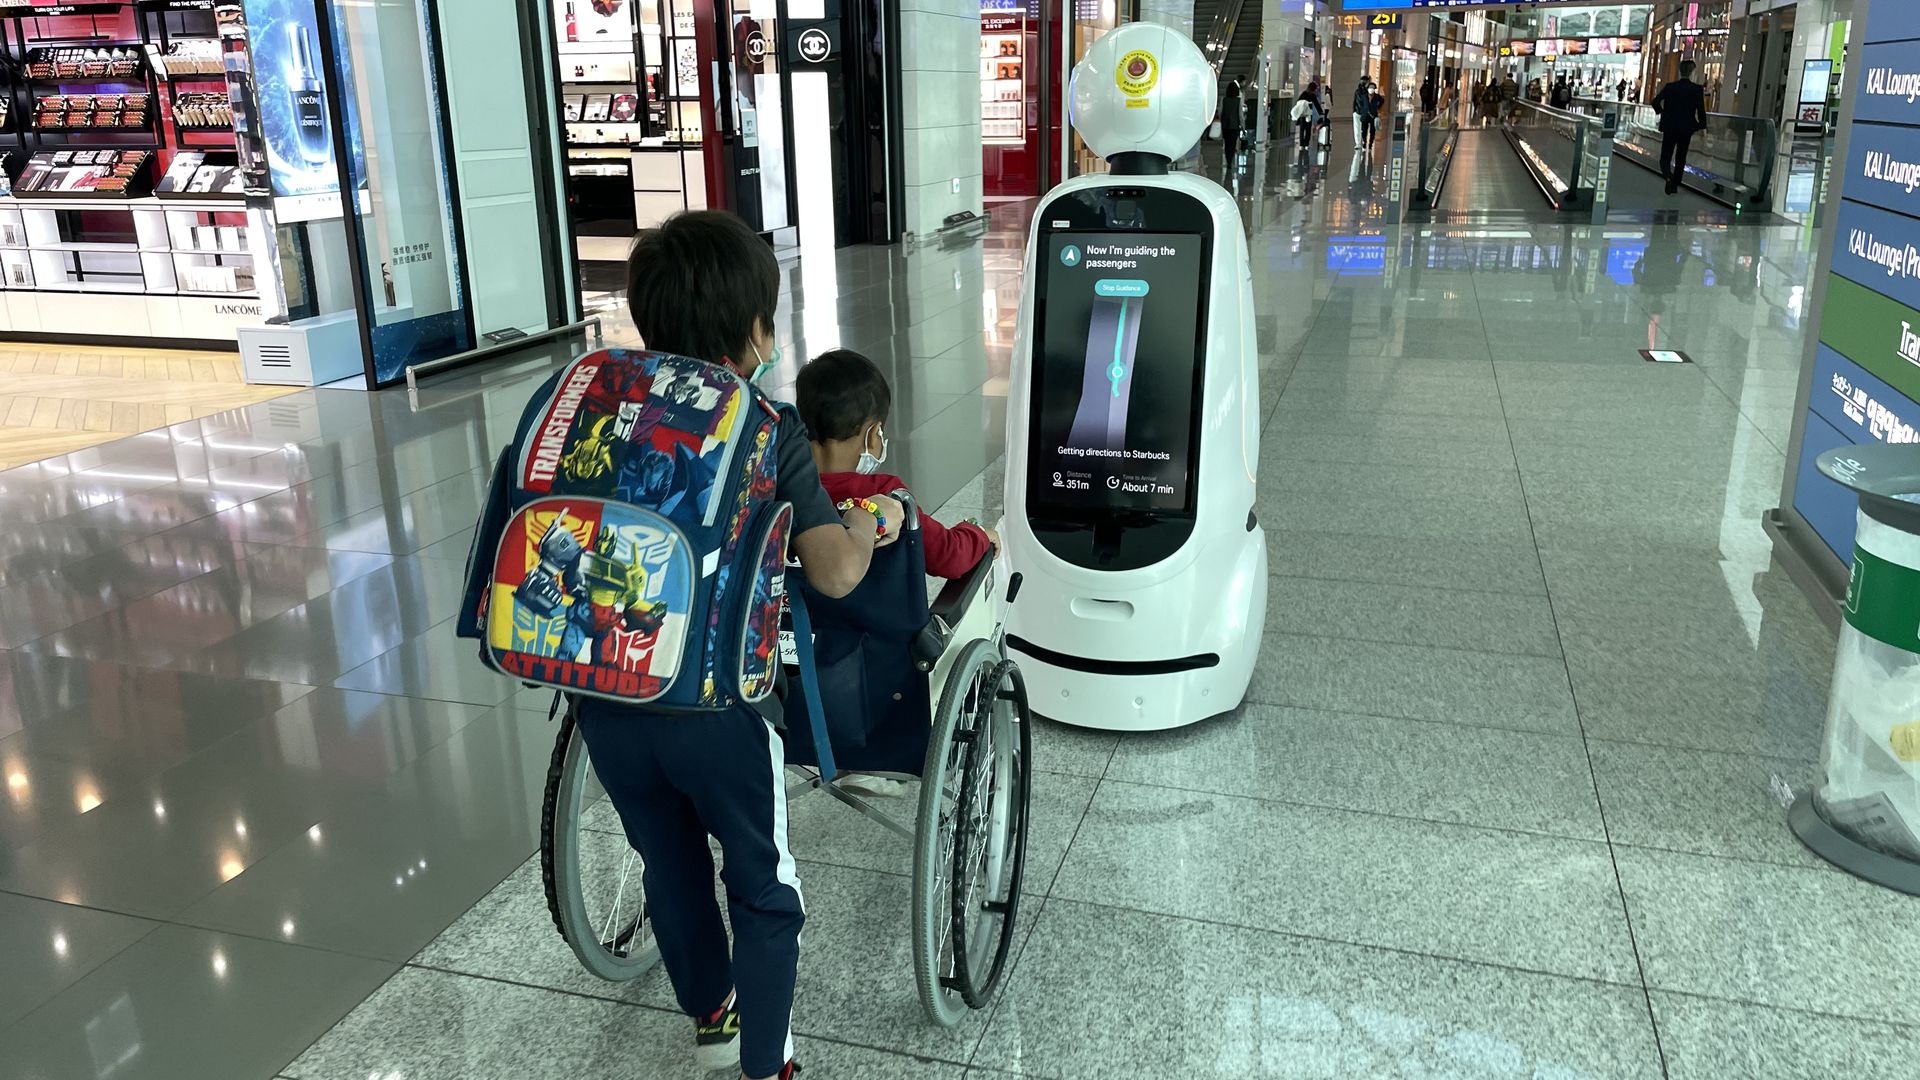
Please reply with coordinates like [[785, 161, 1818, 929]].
[[1652, 59, 1709, 195]]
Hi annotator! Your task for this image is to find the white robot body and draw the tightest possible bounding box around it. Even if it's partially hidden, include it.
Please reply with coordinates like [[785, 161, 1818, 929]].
[[1002, 24, 1265, 732]]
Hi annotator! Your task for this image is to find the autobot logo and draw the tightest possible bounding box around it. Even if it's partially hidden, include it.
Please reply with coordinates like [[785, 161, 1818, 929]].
[[605, 626, 658, 673], [1115, 50, 1158, 98]]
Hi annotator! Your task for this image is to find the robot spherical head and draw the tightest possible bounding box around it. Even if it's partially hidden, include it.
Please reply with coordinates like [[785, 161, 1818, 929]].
[[1069, 22, 1216, 167]]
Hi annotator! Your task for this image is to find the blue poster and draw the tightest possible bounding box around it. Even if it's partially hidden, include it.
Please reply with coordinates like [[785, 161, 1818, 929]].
[[1829, 199, 1920, 313], [1866, 0, 1920, 45], [1841, 118, 1920, 217], [1854, 42, 1920, 128], [1810, 345, 1920, 448], [243, 0, 343, 203], [1794, 408, 1864, 559]]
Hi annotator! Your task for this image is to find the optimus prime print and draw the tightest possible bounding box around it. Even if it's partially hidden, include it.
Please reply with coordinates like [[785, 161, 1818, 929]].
[[463, 348, 792, 710], [487, 498, 695, 701]]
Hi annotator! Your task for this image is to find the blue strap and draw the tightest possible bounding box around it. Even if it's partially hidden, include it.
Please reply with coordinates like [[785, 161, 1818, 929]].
[[787, 590, 838, 780]]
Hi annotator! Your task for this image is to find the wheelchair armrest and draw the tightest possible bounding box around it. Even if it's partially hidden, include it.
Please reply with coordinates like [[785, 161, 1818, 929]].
[[912, 550, 995, 672]]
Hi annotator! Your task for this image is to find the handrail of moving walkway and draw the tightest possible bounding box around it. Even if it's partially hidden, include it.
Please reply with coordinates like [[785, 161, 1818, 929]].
[[1571, 96, 1779, 210], [1502, 99, 1601, 212]]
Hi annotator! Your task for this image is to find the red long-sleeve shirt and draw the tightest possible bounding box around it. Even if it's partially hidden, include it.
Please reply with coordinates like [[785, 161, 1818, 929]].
[[820, 472, 991, 580]]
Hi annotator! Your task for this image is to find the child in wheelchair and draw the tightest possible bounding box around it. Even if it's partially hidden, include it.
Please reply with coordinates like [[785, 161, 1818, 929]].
[[796, 348, 998, 580], [795, 349, 999, 798], [573, 211, 904, 1080]]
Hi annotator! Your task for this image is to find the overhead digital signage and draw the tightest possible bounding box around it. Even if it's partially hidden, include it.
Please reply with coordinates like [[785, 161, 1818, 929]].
[[1791, 0, 1920, 560], [1338, 1, 1604, 10], [1507, 37, 1641, 58]]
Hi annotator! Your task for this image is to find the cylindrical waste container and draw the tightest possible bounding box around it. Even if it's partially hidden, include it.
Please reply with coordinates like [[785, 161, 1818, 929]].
[[1790, 442, 1920, 895]]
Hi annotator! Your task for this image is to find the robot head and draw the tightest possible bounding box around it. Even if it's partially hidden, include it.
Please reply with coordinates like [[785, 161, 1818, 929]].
[[1070, 22, 1215, 167]]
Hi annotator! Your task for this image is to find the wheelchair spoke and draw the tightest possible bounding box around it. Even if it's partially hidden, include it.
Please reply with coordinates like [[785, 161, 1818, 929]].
[[599, 847, 641, 952]]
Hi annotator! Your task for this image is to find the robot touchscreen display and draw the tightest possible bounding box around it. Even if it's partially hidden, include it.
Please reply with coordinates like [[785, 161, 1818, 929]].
[[1030, 231, 1204, 514]]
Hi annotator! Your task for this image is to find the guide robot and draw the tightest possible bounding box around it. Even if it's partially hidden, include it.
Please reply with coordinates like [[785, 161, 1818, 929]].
[[1001, 23, 1266, 732]]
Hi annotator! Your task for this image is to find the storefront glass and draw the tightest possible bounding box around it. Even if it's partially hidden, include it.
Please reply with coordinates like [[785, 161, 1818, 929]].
[[319, 0, 472, 384]]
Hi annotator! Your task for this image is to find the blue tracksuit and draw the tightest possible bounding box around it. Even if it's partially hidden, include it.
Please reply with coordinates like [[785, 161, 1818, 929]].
[[571, 396, 838, 1078], [577, 700, 804, 1077]]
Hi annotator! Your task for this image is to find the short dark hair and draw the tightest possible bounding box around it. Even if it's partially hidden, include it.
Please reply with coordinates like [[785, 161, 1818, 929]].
[[626, 211, 778, 366], [795, 349, 891, 443], [1678, 59, 1697, 78]]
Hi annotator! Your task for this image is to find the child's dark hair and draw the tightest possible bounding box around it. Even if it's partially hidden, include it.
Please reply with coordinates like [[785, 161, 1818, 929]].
[[795, 349, 892, 443], [626, 211, 778, 365]]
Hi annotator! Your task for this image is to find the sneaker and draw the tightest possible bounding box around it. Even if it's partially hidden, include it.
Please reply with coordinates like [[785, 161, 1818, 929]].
[[694, 1002, 741, 1071], [745, 1063, 801, 1080]]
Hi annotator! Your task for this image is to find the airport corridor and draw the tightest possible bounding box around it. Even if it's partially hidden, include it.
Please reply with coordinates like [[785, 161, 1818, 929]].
[[1, 168, 1913, 1080]]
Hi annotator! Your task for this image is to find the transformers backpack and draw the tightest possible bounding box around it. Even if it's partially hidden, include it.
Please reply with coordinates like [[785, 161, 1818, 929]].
[[456, 348, 791, 710]]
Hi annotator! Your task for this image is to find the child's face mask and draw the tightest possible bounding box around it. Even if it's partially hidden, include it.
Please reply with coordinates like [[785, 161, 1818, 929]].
[[856, 423, 888, 475], [748, 339, 781, 385]]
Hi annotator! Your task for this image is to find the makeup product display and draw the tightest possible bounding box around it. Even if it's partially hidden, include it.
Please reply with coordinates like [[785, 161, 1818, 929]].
[[146, 40, 225, 78], [172, 92, 235, 130], [980, 12, 1025, 146], [8, 150, 154, 197], [609, 93, 639, 122], [24, 46, 144, 81], [582, 94, 613, 122], [154, 151, 246, 198], [0, 0, 271, 336], [564, 95, 585, 122], [33, 94, 154, 132], [178, 262, 255, 294]]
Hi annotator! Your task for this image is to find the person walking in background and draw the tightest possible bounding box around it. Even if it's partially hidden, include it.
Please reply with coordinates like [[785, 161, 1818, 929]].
[[1652, 59, 1709, 195], [1366, 82, 1386, 148], [1419, 72, 1437, 119], [1220, 78, 1245, 163], [1291, 84, 1318, 150], [1617, 77, 1629, 101], [1550, 75, 1572, 109], [1351, 78, 1371, 150]]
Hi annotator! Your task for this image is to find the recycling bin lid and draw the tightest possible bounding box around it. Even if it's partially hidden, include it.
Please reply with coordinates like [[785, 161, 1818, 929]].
[[1818, 443, 1920, 532]]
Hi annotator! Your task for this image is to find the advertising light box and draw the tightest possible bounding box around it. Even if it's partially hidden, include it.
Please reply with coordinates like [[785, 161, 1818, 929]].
[[1829, 200, 1920, 316], [245, 0, 336, 197], [1795, 409, 1866, 559], [1811, 345, 1920, 447], [1855, 42, 1920, 128], [1338, 1, 1602, 10], [1790, 0, 1920, 560], [1841, 118, 1920, 217], [1863, 1, 1920, 43]]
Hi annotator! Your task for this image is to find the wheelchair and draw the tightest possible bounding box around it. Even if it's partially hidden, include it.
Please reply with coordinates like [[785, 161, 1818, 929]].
[[536, 494, 1033, 1026]]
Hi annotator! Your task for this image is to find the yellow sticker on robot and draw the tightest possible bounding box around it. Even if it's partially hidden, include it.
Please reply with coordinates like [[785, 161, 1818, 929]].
[[1892, 721, 1920, 763], [1116, 50, 1158, 98]]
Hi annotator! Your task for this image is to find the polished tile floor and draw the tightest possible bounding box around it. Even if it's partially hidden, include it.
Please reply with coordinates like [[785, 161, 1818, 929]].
[[3, 141, 1916, 1079], [0, 346, 298, 470]]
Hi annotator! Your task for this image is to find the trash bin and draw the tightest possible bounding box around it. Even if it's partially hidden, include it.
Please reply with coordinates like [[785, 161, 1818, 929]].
[[1789, 442, 1920, 896]]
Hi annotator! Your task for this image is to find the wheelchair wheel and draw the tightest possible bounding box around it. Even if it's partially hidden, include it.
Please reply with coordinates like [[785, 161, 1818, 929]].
[[540, 704, 661, 982], [911, 640, 1032, 1026]]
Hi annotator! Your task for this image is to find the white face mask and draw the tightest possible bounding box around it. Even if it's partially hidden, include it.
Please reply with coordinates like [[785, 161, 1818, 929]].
[[855, 423, 888, 475]]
